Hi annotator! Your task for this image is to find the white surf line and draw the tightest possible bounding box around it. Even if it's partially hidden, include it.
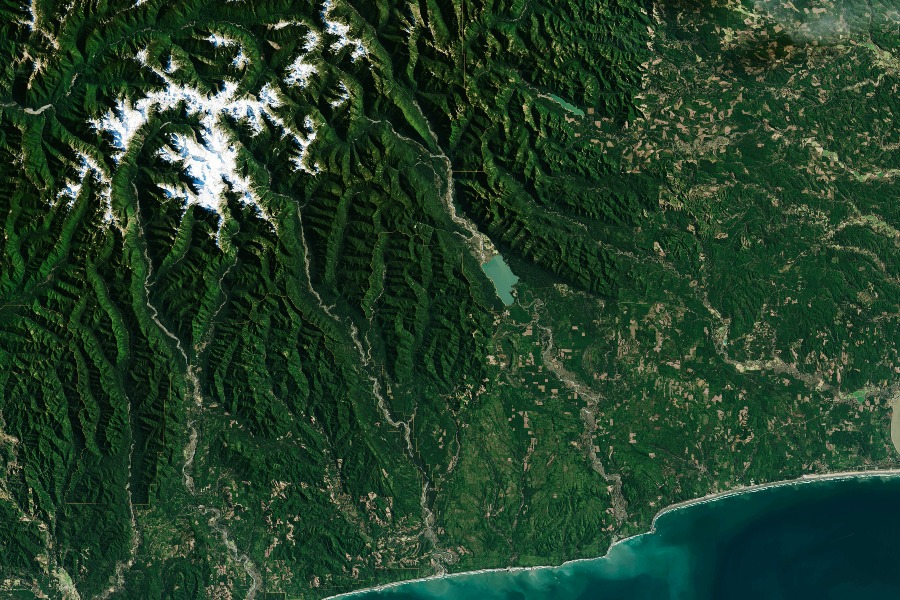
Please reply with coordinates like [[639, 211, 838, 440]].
[[323, 468, 900, 599]]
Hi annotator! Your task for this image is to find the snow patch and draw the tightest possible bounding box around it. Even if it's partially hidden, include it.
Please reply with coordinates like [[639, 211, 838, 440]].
[[271, 20, 302, 30], [320, 1, 366, 60], [21, 0, 37, 31], [232, 47, 250, 70], [91, 52, 317, 225], [258, 83, 281, 108], [303, 30, 321, 52], [156, 182, 189, 202], [58, 152, 113, 218], [285, 56, 317, 89], [330, 81, 350, 107], [158, 127, 253, 214], [290, 116, 320, 174], [91, 98, 152, 160], [58, 179, 83, 204], [283, 30, 324, 90], [207, 33, 236, 48], [57, 171, 84, 206]]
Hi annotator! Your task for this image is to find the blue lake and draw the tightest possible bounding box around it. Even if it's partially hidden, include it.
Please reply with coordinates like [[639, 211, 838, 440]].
[[482, 256, 519, 305], [547, 94, 585, 117], [349, 474, 900, 599]]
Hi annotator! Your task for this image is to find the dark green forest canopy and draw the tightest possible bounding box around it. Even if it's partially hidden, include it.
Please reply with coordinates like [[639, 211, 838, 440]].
[[0, 0, 897, 597]]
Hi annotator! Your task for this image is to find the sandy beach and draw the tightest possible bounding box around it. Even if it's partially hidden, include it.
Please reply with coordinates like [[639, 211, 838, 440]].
[[890, 394, 900, 454], [323, 467, 900, 600]]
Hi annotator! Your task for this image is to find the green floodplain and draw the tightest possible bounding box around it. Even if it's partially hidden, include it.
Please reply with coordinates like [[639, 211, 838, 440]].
[[351, 474, 900, 600]]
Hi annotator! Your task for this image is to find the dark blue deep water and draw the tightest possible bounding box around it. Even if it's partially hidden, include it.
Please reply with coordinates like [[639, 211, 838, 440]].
[[350, 475, 900, 600]]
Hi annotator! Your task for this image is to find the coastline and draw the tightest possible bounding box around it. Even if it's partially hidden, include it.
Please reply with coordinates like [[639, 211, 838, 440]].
[[323, 468, 900, 600]]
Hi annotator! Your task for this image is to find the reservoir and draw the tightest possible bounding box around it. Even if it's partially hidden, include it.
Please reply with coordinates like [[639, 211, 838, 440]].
[[482, 255, 519, 305], [546, 94, 585, 117], [345, 472, 900, 599]]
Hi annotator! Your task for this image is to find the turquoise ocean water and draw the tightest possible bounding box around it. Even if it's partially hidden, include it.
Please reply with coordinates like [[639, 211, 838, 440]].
[[351, 475, 900, 600]]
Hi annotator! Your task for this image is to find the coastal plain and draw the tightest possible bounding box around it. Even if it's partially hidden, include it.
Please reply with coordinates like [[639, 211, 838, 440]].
[[349, 474, 900, 599]]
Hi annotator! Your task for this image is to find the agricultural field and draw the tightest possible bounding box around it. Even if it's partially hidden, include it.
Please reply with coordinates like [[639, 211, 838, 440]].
[[0, 0, 897, 597]]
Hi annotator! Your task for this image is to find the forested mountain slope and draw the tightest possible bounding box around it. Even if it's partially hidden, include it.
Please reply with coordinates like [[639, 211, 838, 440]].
[[0, 0, 897, 597]]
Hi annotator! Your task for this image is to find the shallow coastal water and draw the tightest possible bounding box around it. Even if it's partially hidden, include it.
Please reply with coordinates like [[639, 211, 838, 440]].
[[348, 474, 900, 600]]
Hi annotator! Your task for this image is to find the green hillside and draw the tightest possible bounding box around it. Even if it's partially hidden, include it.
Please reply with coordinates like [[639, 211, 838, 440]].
[[0, 0, 897, 597]]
